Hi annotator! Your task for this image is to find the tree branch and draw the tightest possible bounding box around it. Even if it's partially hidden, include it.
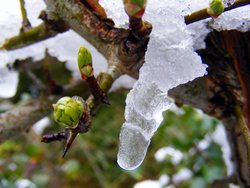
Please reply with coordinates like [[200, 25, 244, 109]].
[[0, 21, 68, 50], [44, 0, 128, 59], [0, 96, 54, 143]]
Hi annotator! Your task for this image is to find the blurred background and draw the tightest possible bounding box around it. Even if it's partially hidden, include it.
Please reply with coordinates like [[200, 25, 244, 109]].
[[0, 88, 229, 188]]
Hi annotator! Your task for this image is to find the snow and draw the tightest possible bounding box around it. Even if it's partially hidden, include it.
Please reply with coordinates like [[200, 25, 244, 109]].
[[15, 179, 37, 188], [32, 117, 50, 135], [154, 146, 183, 165], [134, 175, 169, 188], [212, 124, 233, 175], [172, 168, 193, 184]]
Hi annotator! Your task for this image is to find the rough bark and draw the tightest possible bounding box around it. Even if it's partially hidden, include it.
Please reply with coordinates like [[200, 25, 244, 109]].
[[169, 30, 250, 187]]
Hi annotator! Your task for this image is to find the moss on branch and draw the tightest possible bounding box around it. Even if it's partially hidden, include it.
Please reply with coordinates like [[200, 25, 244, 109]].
[[0, 23, 65, 50]]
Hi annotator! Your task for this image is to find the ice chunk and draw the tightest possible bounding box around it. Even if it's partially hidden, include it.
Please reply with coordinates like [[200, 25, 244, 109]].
[[117, 123, 150, 170], [118, 0, 207, 170]]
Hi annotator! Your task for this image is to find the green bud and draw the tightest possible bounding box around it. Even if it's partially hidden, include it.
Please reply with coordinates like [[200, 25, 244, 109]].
[[78, 46, 94, 80], [53, 96, 85, 126], [78, 46, 92, 68], [123, 0, 147, 18], [207, 0, 224, 18]]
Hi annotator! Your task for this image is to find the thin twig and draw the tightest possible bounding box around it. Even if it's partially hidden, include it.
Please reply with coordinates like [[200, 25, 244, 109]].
[[235, 106, 250, 167], [185, 0, 250, 24]]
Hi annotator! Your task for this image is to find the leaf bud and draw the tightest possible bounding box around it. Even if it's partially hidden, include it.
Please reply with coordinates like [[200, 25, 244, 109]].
[[207, 0, 225, 18], [53, 96, 85, 126], [78, 46, 94, 80]]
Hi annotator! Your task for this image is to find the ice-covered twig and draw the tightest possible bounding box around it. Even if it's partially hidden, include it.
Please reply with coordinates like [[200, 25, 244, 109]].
[[185, 0, 250, 24]]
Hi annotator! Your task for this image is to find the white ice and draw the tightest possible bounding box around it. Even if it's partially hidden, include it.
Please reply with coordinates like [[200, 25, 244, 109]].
[[118, 0, 207, 170]]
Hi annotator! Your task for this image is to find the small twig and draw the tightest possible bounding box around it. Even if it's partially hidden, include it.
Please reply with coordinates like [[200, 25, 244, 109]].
[[19, 0, 31, 32], [86, 76, 109, 104], [43, 49, 63, 95], [83, 0, 107, 19], [41, 131, 68, 143], [185, 0, 250, 24]]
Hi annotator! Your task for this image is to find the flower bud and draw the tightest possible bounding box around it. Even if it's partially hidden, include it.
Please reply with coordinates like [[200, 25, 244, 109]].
[[78, 46, 94, 80], [123, 0, 147, 18], [53, 96, 85, 126], [207, 0, 224, 18]]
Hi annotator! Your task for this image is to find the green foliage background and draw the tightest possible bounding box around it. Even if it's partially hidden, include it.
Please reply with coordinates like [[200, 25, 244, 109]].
[[0, 90, 227, 188]]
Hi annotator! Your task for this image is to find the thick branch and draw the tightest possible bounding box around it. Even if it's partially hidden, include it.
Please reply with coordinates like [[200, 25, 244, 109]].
[[185, 0, 250, 24], [0, 97, 54, 143]]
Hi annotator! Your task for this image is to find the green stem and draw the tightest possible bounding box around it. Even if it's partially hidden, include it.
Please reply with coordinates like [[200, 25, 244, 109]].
[[235, 105, 250, 167], [86, 66, 120, 112], [185, 0, 250, 24]]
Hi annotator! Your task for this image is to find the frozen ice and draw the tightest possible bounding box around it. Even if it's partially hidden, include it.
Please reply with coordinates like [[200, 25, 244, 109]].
[[117, 122, 150, 170], [118, 0, 207, 170]]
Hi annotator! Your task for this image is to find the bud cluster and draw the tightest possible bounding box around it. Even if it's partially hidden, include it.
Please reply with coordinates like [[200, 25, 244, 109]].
[[53, 96, 85, 126]]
